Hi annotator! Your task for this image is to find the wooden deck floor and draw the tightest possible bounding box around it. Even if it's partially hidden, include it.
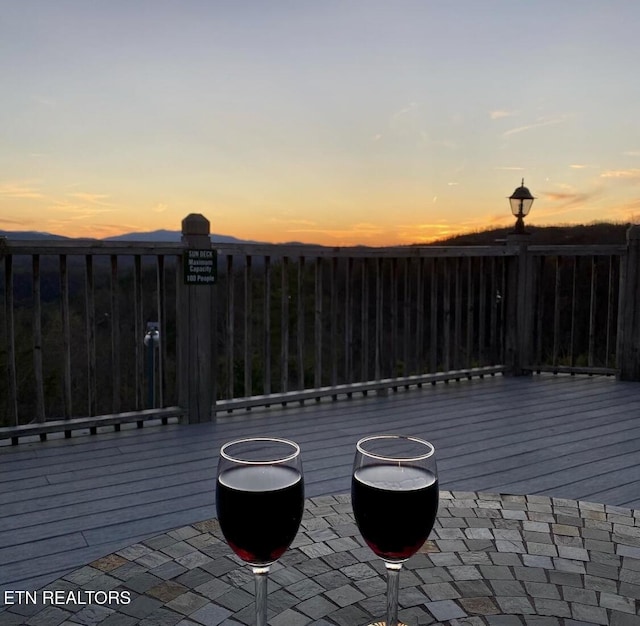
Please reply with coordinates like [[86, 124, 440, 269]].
[[1, 373, 639, 597]]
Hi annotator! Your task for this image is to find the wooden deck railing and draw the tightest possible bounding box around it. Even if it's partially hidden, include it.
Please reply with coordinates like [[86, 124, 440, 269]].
[[1, 215, 638, 440]]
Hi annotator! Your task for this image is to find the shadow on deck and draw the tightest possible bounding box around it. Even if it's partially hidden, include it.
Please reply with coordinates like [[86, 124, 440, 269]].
[[1, 373, 639, 596]]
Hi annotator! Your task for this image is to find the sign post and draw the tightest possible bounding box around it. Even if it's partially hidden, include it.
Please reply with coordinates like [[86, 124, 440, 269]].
[[177, 214, 216, 423]]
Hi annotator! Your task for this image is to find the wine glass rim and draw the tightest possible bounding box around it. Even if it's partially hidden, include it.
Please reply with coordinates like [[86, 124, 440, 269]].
[[356, 434, 435, 462], [220, 436, 301, 464]]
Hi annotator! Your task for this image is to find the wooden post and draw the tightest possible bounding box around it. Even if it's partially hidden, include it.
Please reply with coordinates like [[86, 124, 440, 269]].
[[504, 233, 534, 375], [178, 214, 216, 422], [617, 225, 640, 380]]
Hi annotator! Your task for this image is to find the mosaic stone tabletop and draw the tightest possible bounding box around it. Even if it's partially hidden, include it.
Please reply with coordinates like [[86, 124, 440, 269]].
[[2, 492, 639, 625]]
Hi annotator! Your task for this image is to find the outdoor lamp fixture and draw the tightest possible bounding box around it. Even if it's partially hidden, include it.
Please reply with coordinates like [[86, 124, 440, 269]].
[[509, 179, 535, 234], [144, 325, 160, 348], [144, 323, 160, 408]]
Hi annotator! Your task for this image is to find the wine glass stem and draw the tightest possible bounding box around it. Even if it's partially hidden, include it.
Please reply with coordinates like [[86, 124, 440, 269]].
[[253, 566, 269, 626], [385, 562, 402, 626]]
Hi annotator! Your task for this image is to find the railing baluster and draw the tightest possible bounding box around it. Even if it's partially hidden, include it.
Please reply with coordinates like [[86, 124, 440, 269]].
[[110, 255, 120, 414], [606, 256, 614, 368], [552, 257, 561, 368], [390, 257, 398, 376], [443, 259, 451, 372], [32, 255, 45, 422], [315, 257, 323, 388], [534, 256, 544, 369], [588, 256, 597, 368], [489, 257, 498, 364], [345, 257, 353, 384], [361, 259, 369, 381], [133, 255, 143, 409], [60, 255, 72, 418], [403, 258, 410, 376], [478, 257, 486, 367], [415, 258, 425, 373], [297, 256, 305, 390], [375, 257, 383, 380], [226, 254, 234, 399], [454, 258, 462, 369], [466, 257, 473, 369], [331, 256, 338, 387], [281, 257, 289, 393], [157, 255, 166, 407], [244, 255, 252, 397], [263, 256, 271, 395], [570, 257, 577, 368], [429, 258, 437, 373], [85, 256, 96, 416], [499, 257, 507, 364], [4, 254, 18, 425]]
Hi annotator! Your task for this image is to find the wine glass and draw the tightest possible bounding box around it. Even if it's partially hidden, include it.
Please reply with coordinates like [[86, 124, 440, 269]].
[[351, 434, 438, 626], [216, 437, 304, 626]]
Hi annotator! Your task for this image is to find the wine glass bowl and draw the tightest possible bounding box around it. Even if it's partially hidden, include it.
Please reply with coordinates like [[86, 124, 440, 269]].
[[351, 434, 438, 626], [216, 437, 304, 625]]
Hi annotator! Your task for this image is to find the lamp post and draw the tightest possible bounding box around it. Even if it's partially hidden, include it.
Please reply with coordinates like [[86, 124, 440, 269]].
[[509, 179, 535, 234]]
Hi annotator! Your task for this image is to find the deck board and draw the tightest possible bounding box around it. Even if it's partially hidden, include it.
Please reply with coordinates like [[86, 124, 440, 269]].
[[1, 373, 639, 596]]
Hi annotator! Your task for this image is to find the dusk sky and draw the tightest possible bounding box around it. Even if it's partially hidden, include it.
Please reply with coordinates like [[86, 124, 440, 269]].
[[2, 1, 640, 246]]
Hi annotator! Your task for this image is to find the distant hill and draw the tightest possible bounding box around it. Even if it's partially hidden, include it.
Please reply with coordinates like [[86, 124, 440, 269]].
[[0, 229, 258, 245], [0, 222, 632, 247], [425, 223, 630, 246], [0, 230, 71, 240], [104, 229, 260, 245]]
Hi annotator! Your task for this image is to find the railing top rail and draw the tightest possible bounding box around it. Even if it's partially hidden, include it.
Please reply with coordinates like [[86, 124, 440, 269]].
[[0, 239, 186, 256], [0, 240, 518, 258], [527, 244, 626, 256], [0, 238, 627, 259], [213, 243, 519, 258]]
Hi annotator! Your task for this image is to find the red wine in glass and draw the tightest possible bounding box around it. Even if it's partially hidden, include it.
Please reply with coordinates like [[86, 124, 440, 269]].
[[351, 435, 438, 626], [352, 464, 438, 562], [217, 464, 304, 564], [216, 438, 304, 626]]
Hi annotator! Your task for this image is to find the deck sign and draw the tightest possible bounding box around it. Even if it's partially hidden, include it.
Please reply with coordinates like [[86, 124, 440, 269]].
[[183, 249, 217, 285]]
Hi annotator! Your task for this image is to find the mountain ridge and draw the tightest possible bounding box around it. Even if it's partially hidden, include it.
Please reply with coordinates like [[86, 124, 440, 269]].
[[0, 222, 631, 246]]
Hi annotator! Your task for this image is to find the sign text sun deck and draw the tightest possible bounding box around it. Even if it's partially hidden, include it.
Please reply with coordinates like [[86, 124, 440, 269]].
[[183, 249, 217, 285]]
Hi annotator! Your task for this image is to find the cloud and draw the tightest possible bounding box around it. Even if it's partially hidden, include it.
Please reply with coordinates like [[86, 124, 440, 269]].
[[269, 217, 317, 227], [503, 115, 568, 137], [390, 102, 419, 125], [487, 213, 513, 225], [387, 101, 430, 143], [49, 198, 115, 220], [600, 169, 640, 179], [286, 222, 385, 243], [67, 192, 112, 205], [494, 166, 525, 171], [0, 217, 36, 228], [543, 190, 597, 207], [153, 203, 169, 213], [623, 151, 640, 157], [0, 182, 44, 199], [490, 110, 516, 120], [42, 219, 139, 239], [33, 96, 56, 107]]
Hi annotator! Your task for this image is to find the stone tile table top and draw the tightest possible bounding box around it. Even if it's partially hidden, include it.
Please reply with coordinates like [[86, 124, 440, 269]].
[[2, 492, 639, 625]]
